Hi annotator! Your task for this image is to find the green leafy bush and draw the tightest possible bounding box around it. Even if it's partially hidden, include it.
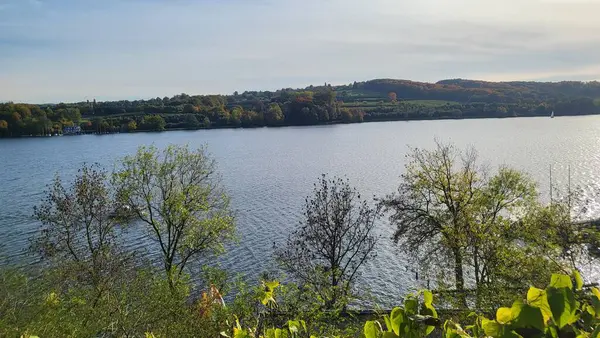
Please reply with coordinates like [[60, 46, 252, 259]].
[[367, 271, 600, 338]]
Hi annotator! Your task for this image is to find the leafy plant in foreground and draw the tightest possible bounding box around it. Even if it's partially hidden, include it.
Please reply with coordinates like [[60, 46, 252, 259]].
[[364, 290, 440, 338], [367, 271, 600, 338]]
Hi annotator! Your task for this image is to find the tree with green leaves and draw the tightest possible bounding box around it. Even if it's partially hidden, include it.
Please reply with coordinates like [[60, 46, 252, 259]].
[[184, 114, 200, 129], [380, 142, 593, 307], [230, 106, 243, 126], [127, 120, 137, 132], [114, 145, 236, 288], [275, 175, 381, 309], [379, 142, 481, 301], [142, 114, 166, 131], [64, 108, 82, 124], [264, 103, 284, 126], [201, 116, 211, 128], [32, 164, 131, 300], [241, 110, 261, 127], [340, 108, 353, 123]]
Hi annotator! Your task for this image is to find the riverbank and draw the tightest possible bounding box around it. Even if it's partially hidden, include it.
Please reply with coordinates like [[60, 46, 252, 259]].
[[4, 78, 600, 138], [1, 111, 594, 139]]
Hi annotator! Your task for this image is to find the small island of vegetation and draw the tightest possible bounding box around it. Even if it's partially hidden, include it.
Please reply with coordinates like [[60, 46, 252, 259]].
[[2, 79, 600, 137]]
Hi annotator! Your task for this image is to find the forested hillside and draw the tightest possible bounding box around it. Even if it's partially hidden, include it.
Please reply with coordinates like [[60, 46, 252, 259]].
[[2, 78, 600, 137]]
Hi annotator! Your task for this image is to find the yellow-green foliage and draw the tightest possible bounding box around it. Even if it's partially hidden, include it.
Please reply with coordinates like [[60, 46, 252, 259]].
[[228, 271, 600, 338], [366, 271, 600, 338]]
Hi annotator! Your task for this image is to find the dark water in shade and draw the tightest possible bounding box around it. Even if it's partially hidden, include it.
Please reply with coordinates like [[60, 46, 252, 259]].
[[2, 116, 600, 306]]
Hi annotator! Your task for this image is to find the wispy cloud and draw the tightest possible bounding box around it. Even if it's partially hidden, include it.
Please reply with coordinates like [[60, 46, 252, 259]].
[[0, 0, 599, 102]]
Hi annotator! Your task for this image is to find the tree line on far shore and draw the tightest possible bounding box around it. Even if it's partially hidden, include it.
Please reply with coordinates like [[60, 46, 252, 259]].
[[2, 78, 600, 137]]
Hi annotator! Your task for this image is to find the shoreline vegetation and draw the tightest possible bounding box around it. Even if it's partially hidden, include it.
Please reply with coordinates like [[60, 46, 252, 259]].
[[3, 142, 600, 337], [2, 78, 600, 137]]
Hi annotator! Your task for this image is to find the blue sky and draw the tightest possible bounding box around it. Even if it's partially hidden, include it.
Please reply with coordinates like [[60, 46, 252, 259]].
[[1, 0, 600, 103]]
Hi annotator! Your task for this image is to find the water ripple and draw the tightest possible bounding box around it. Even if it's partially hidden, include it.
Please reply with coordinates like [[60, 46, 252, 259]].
[[2, 116, 600, 307]]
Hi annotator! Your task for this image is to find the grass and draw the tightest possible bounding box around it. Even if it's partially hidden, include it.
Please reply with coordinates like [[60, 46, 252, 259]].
[[337, 89, 387, 99], [342, 99, 460, 109], [406, 100, 460, 107]]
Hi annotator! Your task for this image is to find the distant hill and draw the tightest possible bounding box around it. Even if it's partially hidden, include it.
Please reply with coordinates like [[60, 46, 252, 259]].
[[2, 78, 600, 137], [337, 78, 600, 103]]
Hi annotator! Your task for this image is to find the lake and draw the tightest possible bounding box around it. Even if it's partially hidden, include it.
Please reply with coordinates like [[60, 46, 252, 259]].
[[2, 116, 600, 305]]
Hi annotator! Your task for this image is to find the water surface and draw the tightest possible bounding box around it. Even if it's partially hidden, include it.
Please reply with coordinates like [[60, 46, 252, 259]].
[[2, 116, 600, 305]]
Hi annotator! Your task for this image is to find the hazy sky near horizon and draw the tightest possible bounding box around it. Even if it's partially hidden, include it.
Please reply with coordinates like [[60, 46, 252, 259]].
[[1, 0, 600, 103]]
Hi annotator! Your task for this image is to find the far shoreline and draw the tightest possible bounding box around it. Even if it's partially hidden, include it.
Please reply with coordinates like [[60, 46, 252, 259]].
[[0, 112, 597, 140]]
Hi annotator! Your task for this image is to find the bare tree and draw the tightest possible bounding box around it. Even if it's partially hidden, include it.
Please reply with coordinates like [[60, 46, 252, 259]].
[[275, 175, 380, 309], [33, 164, 130, 300], [114, 144, 235, 288]]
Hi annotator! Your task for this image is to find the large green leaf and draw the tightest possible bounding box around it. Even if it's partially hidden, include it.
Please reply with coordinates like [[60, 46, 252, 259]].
[[390, 307, 405, 335], [482, 316, 523, 338], [404, 296, 418, 316], [261, 290, 275, 306], [421, 289, 438, 320], [550, 274, 573, 289], [497, 307, 514, 324], [384, 315, 392, 332], [593, 288, 600, 301], [364, 321, 380, 338], [547, 286, 577, 328], [425, 325, 435, 336], [513, 304, 545, 332], [423, 290, 433, 306], [483, 318, 504, 336], [264, 281, 280, 291], [527, 287, 552, 323]]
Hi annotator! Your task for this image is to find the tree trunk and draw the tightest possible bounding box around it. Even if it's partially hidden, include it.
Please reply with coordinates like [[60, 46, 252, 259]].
[[453, 248, 467, 308], [473, 247, 481, 308], [165, 258, 176, 291]]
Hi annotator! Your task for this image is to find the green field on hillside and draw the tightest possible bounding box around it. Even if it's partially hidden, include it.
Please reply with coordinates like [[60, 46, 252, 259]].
[[406, 100, 460, 107], [343, 99, 460, 109]]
